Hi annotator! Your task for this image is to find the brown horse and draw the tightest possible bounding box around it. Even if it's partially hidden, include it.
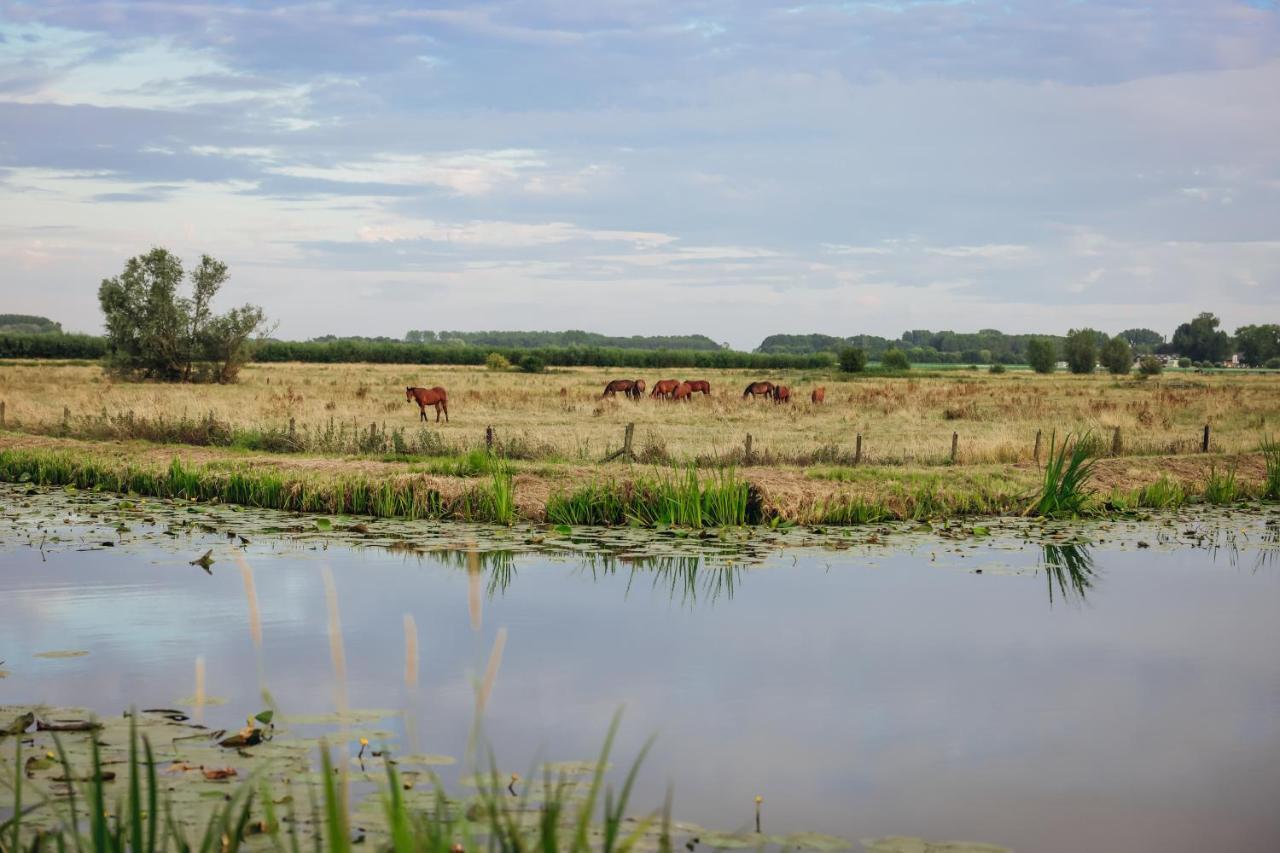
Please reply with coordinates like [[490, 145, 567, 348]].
[[742, 381, 774, 399], [406, 386, 449, 422], [686, 379, 711, 396], [602, 379, 635, 398], [627, 379, 646, 399], [811, 386, 826, 404], [672, 381, 693, 401], [651, 379, 680, 399], [773, 384, 792, 404]]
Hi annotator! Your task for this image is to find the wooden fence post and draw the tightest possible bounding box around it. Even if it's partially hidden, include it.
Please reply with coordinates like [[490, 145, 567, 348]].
[[623, 422, 634, 459], [950, 431, 958, 464], [1111, 426, 1122, 456], [0, 400, 5, 427], [855, 434, 863, 465], [288, 417, 296, 442], [744, 433, 753, 465], [485, 425, 494, 453], [1202, 423, 1210, 453], [1033, 429, 1042, 467]]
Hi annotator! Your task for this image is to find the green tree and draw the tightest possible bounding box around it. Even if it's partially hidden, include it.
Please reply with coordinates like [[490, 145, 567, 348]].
[[1233, 324, 1280, 367], [1026, 338, 1056, 373], [1171, 313, 1232, 363], [1064, 328, 1099, 374], [880, 348, 910, 370], [838, 346, 867, 373], [1099, 335, 1133, 375], [518, 353, 545, 373], [1138, 356, 1163, 377], [1119, 328, 1164, 352], [98, 248, 269, 382]]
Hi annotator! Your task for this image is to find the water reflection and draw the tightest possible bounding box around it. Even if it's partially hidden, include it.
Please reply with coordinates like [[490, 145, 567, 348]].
[[581, 554, 743, 606], [1040, 542, 1097, 606]]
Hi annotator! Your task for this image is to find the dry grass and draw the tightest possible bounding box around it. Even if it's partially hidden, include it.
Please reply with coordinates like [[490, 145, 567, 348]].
[[1, 360, 1277, 467]]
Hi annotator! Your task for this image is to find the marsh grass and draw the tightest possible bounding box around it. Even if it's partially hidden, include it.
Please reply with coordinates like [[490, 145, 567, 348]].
[[1201, 465, 1243, 504], [1028, 432, 1096, 518], [1, 712, 664, 853], [1261, 434, 1280, 500], [547, 467, 752, 528]]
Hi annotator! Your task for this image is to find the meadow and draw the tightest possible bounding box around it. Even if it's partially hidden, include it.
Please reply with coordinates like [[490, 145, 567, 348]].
[[0, 360, 1276, 523]]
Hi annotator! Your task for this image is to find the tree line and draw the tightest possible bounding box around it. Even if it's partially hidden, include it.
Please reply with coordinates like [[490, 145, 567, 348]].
[[3, 247, 1277, 380]]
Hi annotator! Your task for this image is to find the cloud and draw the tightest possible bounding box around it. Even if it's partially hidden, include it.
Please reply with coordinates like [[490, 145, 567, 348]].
[[0, 2, 1276, 347]]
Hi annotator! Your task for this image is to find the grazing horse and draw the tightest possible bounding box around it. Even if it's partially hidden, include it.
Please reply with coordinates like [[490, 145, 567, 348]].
[[686, 379, 711, 396], [811, 386, 826, 404], [742, 381, 774, 400], [651, 379, 681, 399], [602, 379, 635, 398], [773, 384, 792, 404], [627, 379, 646, 399], [406, 386, 449, 422], [672, 381, 693, 401]]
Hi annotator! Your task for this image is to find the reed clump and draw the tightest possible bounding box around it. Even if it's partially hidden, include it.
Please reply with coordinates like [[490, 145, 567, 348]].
[[546, 467, 753, 528], [1028, 432, 1096, 518]]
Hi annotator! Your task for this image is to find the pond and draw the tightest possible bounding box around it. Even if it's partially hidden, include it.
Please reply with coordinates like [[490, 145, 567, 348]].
[[2, 484, 1279, 852]]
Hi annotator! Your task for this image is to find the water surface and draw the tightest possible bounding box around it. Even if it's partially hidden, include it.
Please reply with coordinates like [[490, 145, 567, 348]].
[[2, 487, 1278, 851]]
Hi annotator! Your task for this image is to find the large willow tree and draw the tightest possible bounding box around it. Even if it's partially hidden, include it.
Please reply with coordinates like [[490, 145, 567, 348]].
[[98, 248, 270, 383]]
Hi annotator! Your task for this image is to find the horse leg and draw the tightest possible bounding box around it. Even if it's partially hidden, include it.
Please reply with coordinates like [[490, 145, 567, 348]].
[[441, 401, 448, 423]]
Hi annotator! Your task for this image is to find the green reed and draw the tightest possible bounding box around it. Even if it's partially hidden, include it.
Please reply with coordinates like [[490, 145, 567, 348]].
[[1028, 431, 1096, 518], [1, 712, 660, 853], [1261, 434, 1280, 500]]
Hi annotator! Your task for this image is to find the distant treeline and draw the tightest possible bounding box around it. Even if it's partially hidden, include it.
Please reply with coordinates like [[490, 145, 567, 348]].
[[757, 328, 1166, 364], [0, 314, 64, 335], [402, 329, 725, 351], [0, 332, 108, 359], [256, 339, 831, 369]]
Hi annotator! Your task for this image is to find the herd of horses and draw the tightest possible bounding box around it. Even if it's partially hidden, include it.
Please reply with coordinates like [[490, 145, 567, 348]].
[[606, 378, 824, 404], [406, 378, 826, 422]]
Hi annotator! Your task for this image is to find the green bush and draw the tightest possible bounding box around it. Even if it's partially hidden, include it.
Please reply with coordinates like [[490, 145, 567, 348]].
[[838, 346, 867, 373], [1177, 357, 1191, 368], [1266, 357, 1280, 369], [1099, 336, 1132, 375], [1064, 328, 1099, 374], [1026, 338, 1056, 373], [880, 348, 910, 370], [518, 353, 546, 373], [1138, 355, 1163, 376], [485, 352, 512, 371], [989, 363, 1006, 374]]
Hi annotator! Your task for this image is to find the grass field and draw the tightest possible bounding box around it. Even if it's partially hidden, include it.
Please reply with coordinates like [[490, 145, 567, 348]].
[[0, 360, 1276, 523], [1, 360, 1275, 465]]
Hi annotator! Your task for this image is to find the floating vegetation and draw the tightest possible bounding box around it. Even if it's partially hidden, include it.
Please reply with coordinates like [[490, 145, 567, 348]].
[[0, 705, 855, 852]]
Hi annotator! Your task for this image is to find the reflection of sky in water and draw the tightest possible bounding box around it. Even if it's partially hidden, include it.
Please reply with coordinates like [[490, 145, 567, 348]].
[[3, 538, 1279, 853]]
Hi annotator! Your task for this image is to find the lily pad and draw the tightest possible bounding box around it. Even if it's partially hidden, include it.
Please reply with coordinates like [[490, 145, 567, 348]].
[[861, 838, 1010, 853], [33, 650, 89, 659]]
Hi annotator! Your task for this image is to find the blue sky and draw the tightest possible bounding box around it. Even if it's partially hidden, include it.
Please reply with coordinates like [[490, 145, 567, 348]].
[[1, 0, 1277, 348]]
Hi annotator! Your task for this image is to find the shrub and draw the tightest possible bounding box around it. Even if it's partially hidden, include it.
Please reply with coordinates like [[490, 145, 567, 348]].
[[1266, 357, 1280, 369], [518, 353, 546, 373], [989, 363, 1006, 374], [485, 352, 512, 371], [1138, 355, 1163, 376], [1026, 338, 1056, 373], [1177, 357, 1192, 368], [1099, 336, 1132, 375], [880, 348, 910, 371], [838, 346, 867, 373]]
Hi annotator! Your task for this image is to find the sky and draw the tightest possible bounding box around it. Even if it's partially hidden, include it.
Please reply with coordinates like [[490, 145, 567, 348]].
[[0, 0, 1277, 350]]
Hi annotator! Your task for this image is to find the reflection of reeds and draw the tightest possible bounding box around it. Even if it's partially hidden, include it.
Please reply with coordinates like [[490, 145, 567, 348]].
[[476, 628, 507, 718], [193, 656, 205, 724], [234, 552, 263, 652], [468, 552, 483, 631], [322, 567, 348, 717], [403, 614, 419, 688], [582, 553, 743, 606], [1041, 542, 1096, 605]]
